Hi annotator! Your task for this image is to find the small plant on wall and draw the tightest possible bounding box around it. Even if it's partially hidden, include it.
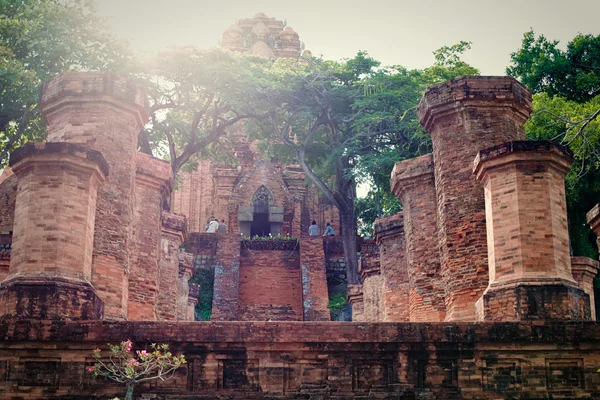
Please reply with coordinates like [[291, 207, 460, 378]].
[[89, 340, 186, 400]]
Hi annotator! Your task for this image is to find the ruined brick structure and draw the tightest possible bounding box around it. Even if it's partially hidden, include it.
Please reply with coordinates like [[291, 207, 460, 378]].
[[172, 13, 340, 241], [0, 25, 600, 398], [355, 76, 596, 325]]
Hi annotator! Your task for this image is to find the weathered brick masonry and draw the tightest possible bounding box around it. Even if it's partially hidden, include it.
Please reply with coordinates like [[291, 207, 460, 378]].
[[391, 154, 446, 322], [40, 72, 149, 320], [0, 143, 107, 320], [2, 320, 600, 399], [418, 76, 531, 321], [374, 213, 409, 322], [474, 141, 589, 321]]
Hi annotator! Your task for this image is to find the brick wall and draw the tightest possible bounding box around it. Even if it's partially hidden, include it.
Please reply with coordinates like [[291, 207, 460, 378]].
[[171, 160, 215, 233], [2, 319, 600, 399], [157, 212, 187, 321], [0, 168, 16, 232], [391, 154, 445, 322], [418, 76, 531, 321], [40, 72, 149, 321], [300, 237, 330, 321], [474, 141, 589, 321], [238, 249, 302, 321], [211, 234, 242, 320], [374, 213, 410, 322], [128, 153, 172, 320], [0, 143, 107, 320], [588, 204, 600, 255]]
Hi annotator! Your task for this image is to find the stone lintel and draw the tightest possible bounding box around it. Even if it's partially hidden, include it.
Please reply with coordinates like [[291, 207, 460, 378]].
[[587, 204, 600, 233], [10, 142, 109, 178], [373, 212, 404, 245], [40, 71, 149, 128], [571, 256, 600, 277], [474, 140, 573, 180], [390, 154, 434, 199], [161, 212, 188, 242], [0, 277, 104, 320], [347, 283, 364, 303], [418, 76, 532, 132], [360, 263, 381, 280], [135, 152, 172, 191]]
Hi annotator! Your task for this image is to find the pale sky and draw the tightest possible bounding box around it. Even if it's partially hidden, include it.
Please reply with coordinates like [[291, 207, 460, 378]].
[[97, 0, 600, 75]]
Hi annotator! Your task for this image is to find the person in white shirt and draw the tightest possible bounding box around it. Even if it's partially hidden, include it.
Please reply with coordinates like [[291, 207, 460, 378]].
[[206, 218, 219, 233]]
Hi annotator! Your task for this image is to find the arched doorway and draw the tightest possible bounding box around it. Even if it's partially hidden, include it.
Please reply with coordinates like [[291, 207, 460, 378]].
[[250, 185, 272, 237]]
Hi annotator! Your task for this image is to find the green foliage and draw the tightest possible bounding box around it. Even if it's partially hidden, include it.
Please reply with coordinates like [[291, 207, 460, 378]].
[[507, 31, 600, 102], [328, 292, 347, 314], [509, 31, 600, 258], [190, 267, 214, 321], [89, 340, 186, 400], [0, 0, 135, 165]]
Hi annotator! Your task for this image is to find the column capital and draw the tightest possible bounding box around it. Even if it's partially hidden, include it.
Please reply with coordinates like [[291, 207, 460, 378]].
[[418, 76, 532, 133]]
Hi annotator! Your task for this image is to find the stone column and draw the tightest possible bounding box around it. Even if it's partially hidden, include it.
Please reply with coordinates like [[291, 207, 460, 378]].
[[40, 72, 149, 320], [391, 154, 446, 322], [128, 153, 172, 321], [474, 141, 589, 320], [361, 263, 382, 322], [157, 212, 187, 321], [177, 252, 194, 321], [0, 143, 108, 319], [571, 257, 600, 321], [211, 233, 241, 321], [418, 76, 532, 321], [588, 204, 600, 254], [347, 283, 364, 322], [374, 213, 409, 322], [300, 237, 330, 321]]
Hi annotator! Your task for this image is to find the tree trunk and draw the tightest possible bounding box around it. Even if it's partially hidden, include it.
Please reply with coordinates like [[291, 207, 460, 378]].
[[125, 382, 134, 400], [340, 211, 360, 284]]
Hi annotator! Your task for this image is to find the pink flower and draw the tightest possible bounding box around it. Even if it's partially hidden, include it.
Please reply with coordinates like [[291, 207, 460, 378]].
[[88, 366, 95, 372]]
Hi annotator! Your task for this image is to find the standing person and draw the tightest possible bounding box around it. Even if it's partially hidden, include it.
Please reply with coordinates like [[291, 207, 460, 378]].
[[218, 219, 227, 234], [308, 220, 319, 236], [323, 222, 335, 236], [206, 218, 219, 233]]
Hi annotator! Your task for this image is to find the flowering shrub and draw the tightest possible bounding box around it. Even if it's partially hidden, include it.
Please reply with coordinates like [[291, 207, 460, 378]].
[[89, 340, 186, 400]]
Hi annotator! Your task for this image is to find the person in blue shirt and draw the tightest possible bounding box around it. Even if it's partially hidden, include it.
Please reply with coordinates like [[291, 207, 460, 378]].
[[323, 222, 335, 236], [308, 220, 319, 236]]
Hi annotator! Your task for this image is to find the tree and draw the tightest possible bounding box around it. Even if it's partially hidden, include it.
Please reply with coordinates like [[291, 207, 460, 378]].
[[138, 47, 273, 176], [353, 42, 479, 235], [0, 0, 135, 165], [90, 340, 186, 400], [508, 31, 600, 258]]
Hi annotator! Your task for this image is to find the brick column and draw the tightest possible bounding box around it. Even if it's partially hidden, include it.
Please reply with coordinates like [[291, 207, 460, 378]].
[[347, 283, 364, 322], [391, 154, 446, 322], [177, 252, 194, 321], [418, 76, 532, 321], [0, 143, 107, 320], [211, 234, 241, 320], [588, 204, 600, 254], [361, 264, 382, 322], [474, 141, 589, 320], [300, 237, 330, 321], [571, 257, 600, 321], [40, 72, 149, 320], [374, 213, 409, 322], [128, 154, 172, 321], [157, 212, 187, 321]]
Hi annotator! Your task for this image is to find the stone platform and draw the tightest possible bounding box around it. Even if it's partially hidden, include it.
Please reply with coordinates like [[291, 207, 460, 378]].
[[1, 320, 600, 399]]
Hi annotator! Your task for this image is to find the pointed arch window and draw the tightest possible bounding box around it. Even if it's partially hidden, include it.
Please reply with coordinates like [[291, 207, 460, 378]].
[[252, 185, 273, 214]]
